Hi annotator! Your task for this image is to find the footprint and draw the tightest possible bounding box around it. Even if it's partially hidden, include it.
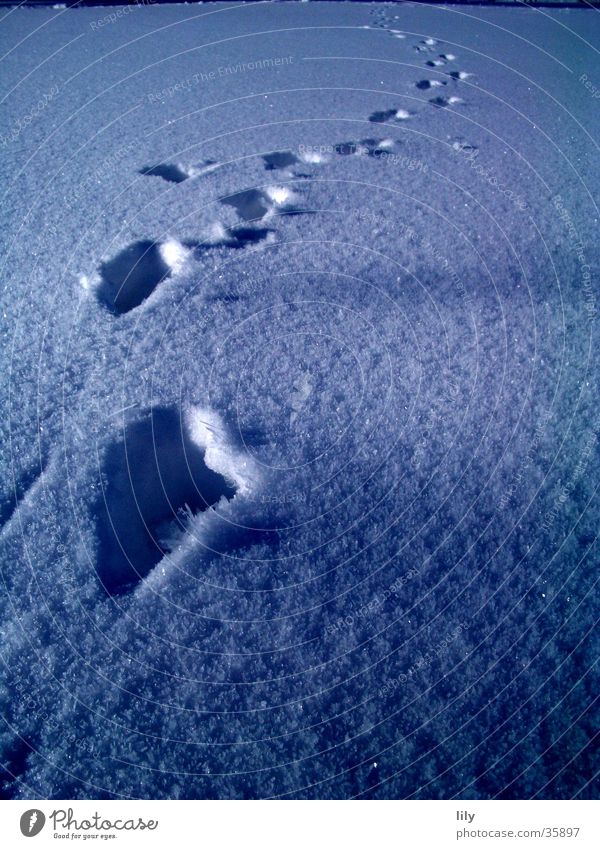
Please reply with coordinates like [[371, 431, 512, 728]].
[[263, 150, 324, 177], [429, 95, 463, 108], [298, 149, 329, 165], [369, 109, 396, 124], [221, 185, 308, 222], [338, 138, 397, 158], [263, 185, 309, 217], [451, 138, 478, 152], [367, 8, 407, 40], [228, 226, 275, 247], [139, 163, 189, 184], [203, 221, 275, 249], [263, 151, 300, 171], [92, 225, 273, 317], [361, 137, 396, 155], [416, 79, 447, 90], [95, 238, 187, 315], [427, 54, 457, 67], [414, 38, 438, 54], [369, 107, 413, 124], [96, 406, 237, 594], [139, 159, 218, 183], [221, 188, 270, 221], [229, 227, 275, 248]]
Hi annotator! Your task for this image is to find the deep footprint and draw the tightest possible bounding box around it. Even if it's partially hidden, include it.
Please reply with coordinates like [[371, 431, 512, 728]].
[[263, 151, 300, 171], [96, 240, 174, 315], [226, 226, 274, 247], [369, 108, 412, 124], [416, 79, 447, 90], [335, 138, 396, 158], [221, 186, 308, 222], [414, 38, 438, 54], [452, 138, 478, 152], [194, 224, 274, 249], [139, 160, 218, 183], [369, 109, 398, 124], [221, 189, 270, 221], [96, 406, 236, 595], [139, 163, 189, 183], [429, 96, 462, 108]]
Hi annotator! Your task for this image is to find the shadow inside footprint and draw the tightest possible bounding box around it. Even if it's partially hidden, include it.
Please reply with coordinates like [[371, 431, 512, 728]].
[[96, 407, 237, 595], [97, 241, 172, 315], [187, 225, 273, 253], [263, 151, 300, 171], [140, 163, 189, 183], [228, 226, 274, 246], [221, 189, 270, 221]]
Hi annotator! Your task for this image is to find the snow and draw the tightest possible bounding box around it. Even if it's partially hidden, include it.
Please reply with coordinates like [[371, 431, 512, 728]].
[[159, 238, 189, 274], [187, 405, 259, 496], [0, 0, 598, 801]]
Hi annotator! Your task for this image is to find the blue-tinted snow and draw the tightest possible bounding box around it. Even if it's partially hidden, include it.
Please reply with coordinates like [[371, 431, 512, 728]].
[[0, 1, 598, 799]]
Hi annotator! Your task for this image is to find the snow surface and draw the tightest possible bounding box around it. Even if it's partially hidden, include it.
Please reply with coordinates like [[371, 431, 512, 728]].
[[0, 1, 599, 800]]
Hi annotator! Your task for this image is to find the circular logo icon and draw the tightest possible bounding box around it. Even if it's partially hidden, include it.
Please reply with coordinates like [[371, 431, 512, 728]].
[[20, 810, 45, 837]]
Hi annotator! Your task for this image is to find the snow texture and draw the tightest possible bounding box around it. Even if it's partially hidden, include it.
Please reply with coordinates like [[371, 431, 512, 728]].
[[0, 1, 598, 800]]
